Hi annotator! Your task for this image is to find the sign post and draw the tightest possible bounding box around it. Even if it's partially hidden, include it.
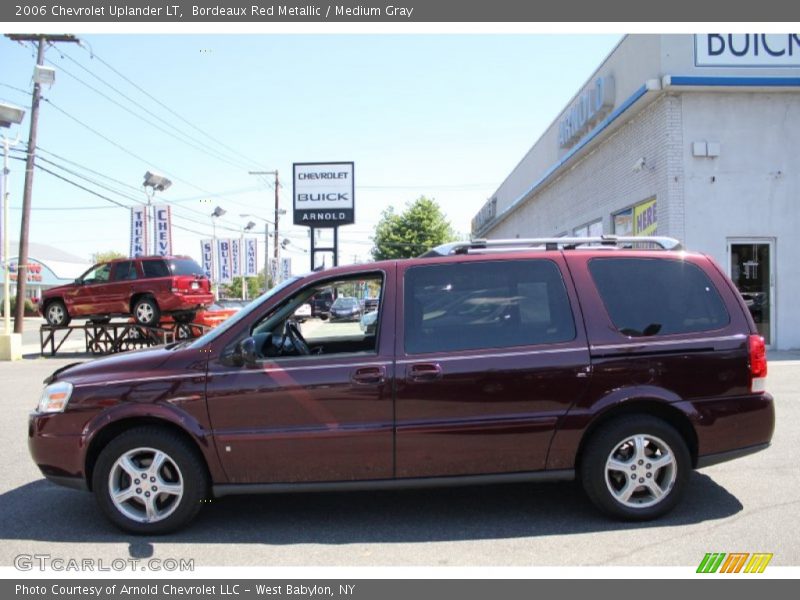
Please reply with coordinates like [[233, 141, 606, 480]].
[[293, 162, 354, 270]]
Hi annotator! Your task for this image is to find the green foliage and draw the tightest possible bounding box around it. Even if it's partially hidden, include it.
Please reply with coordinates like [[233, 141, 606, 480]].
[[91, 250, 126, 264], [0, 296, 37, 317], [220, 274, 265, 300], [371, 196, 458, 261]]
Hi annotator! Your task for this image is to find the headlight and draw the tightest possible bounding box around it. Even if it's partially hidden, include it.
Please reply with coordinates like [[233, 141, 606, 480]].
[[37, 381, 73, 413]]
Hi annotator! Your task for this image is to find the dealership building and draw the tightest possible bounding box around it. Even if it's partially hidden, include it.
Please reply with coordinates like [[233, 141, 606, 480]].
[[0, 241, 90, 306], [472, 34, 800, 349]]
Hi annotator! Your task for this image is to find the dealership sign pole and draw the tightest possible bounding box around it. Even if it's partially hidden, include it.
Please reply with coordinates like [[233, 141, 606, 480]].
[[293, 162, 354, 270]]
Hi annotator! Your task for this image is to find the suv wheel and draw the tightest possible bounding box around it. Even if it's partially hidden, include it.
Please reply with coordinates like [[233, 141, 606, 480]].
[[133, 296, 161, 326], [45, 300, 71, 327], [92, 427, 208, 534], [580, 415, 690, 521]]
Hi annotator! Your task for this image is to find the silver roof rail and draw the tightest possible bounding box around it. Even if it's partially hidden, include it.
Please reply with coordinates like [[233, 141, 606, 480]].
[[420, 235, 682, 257]]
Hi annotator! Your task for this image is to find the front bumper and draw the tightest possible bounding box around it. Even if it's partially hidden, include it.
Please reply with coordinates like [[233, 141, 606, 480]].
[[28, 411, 88, 488]]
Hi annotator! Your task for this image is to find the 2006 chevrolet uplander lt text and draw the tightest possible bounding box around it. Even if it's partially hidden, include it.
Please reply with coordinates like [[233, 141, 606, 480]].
[[28, 236, 775, 533]]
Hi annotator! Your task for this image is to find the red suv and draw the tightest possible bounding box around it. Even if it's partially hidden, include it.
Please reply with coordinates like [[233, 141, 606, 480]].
[[39, 256, 213, 327], [28, 237, 774, 533]]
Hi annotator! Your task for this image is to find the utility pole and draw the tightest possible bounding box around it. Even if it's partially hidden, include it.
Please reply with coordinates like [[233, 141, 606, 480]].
[[248, 170, 280, 283], [6, 34, 78, 333]]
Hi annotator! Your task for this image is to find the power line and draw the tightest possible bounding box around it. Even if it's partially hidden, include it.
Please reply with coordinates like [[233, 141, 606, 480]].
[[46, 52, 255, 172], [38, 96, 253, 229], [76, 42, 266, 170]]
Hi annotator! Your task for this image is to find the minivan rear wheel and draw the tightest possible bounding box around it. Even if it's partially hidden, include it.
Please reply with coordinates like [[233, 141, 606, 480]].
[[580, 415, 690, 521], [92, 427, 208, 534]]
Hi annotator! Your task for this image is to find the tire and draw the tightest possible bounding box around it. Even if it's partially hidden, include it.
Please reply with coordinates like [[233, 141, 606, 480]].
[[92, 426, 208, 534], [580, 415, 690, 521], [132, 296, 161, 326], [45, 300, 71, 327]]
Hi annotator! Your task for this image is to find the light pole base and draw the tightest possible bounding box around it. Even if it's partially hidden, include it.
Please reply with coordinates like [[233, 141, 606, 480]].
[[0, 332, 22, 361]]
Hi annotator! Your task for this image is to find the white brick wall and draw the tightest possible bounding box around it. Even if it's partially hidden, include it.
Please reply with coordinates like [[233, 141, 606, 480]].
[[488, 95, 679, 239]]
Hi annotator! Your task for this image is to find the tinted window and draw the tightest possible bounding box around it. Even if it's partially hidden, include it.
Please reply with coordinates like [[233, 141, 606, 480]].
[[168, 258, 204, 276], [111, 261, 137, 281], [141, 260, 170, 278], [404, 260, 576, 354], [589, 258, 729, 337]]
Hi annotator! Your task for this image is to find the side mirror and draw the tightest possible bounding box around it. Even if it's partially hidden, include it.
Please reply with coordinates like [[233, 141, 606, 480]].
[[74, 279, 83, 285], [231, 336, 258, 368]]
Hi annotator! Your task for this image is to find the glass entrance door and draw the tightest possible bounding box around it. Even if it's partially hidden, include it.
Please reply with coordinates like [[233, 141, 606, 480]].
[[728, 240, 774, 345]]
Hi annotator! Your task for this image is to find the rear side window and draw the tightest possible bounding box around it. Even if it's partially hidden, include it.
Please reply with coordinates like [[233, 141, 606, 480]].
[[404, 260, 576, 354], [112, 261, 137, 281], [168, 258, 204, 276], [589, 258, 730, 337], [141, 260, 170, 278]]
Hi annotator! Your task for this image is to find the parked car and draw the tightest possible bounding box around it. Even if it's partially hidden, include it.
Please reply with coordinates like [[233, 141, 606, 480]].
[[293, 302, 312, 323], [329, 296, 362, 322], [310, 289, 334, 319], [29, 236, 774, 534], [39, 256, 213, 327], [363, 297, 380, 313], [217, 298, 251, 311]]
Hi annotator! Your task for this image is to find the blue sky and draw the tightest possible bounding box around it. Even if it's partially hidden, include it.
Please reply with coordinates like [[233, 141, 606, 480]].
[[0, 34, 622, 269]]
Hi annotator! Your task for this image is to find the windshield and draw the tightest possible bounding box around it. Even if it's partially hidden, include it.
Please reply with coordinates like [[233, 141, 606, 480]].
[[333, 297, 357, 308], [188, 276, 300, 348]]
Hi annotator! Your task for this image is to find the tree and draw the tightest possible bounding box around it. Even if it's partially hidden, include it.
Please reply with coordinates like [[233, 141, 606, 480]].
[[91, 250, 126, 264], [220, 273, 266, 300], [371, 196, 458, 261]]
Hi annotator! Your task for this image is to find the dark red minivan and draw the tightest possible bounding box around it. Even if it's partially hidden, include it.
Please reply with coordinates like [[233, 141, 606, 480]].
[[28, 237, 775, 533], [39, 255, 214, 327]]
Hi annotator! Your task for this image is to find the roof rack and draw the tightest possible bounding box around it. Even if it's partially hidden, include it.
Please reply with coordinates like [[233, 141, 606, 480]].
[[420, 235, 682, 257]]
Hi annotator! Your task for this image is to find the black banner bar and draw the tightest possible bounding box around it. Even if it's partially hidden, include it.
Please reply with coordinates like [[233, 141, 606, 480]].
[[3, 0, 799, 23]]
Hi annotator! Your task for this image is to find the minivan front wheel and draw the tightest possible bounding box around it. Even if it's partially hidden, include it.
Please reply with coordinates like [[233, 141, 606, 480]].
[[93, 427, 208, 534], [580, 416, 690, 521]]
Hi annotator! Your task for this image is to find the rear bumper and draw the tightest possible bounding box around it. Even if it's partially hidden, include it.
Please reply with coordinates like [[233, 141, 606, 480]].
[[696, 442, 771, 469], [676, 393, 775, 466], [158, 292, 214, 312]]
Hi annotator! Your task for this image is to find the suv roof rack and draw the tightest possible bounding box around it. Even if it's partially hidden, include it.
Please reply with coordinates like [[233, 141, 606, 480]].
[[420, 235, 682, 257]]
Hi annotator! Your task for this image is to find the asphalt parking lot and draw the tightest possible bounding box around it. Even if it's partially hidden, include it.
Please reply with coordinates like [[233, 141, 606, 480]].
[[2, 351, 799, 568]]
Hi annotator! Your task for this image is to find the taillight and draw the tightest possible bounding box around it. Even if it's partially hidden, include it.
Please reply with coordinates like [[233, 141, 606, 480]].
[[748, 334, 767, 393]]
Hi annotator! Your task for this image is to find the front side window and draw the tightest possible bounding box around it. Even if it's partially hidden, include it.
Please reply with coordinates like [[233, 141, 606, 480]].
[[588, 258, 730, 337], [81, 263, 112, 285], [404, 260, 576, 354], [250, 274, 384, 359]]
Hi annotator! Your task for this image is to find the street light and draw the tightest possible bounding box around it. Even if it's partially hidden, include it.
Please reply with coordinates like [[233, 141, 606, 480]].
[[142, 171, 172, 255], [1, 102, 26, 361], [210, 206, 226, 299], [240, 213, 274, 293]]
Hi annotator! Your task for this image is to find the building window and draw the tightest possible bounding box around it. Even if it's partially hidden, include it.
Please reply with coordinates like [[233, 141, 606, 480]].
[[614, 197, 657, 236], [574, 219, 602, 238]]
